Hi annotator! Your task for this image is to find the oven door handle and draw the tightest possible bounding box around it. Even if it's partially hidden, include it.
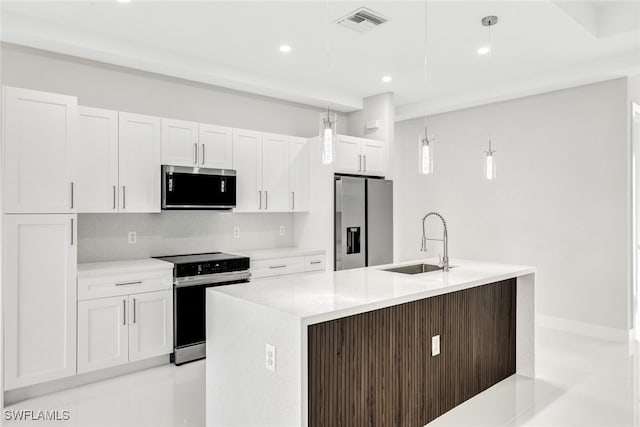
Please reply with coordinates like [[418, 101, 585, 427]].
[[174, 270, 252, 288]]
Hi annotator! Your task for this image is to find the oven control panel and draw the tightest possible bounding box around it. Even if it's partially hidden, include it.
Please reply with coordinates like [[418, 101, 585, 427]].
[[176, 257, 250, 278]]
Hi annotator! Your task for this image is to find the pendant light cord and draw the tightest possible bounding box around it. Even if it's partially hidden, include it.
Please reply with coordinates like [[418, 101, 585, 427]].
[[488, 21, 493, 145], [325, 0, 331, 121], [423, 0, 429, 137]]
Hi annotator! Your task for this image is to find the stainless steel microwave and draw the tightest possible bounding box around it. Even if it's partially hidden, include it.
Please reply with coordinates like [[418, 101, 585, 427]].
[[161, 165, 237, 210]]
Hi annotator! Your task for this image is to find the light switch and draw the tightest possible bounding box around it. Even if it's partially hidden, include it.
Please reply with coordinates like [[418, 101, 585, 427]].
[[431, 335, 440, 356]]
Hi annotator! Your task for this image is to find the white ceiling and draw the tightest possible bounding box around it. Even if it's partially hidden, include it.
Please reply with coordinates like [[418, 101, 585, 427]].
[[2, 1, 639, 120]]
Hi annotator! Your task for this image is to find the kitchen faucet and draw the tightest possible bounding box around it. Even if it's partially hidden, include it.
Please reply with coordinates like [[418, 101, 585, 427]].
[[421, 212, 449, 272]]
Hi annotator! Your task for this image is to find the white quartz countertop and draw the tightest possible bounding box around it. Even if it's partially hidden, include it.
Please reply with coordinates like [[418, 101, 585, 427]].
[[77, 258, 174, 278], [235, 247, 325, 261], [209, 258, 535, 324]]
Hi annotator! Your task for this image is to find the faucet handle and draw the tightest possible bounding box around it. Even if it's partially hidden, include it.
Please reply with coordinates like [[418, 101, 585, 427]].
[[421, 236, 427, 252], [438, 253, 443, 267]]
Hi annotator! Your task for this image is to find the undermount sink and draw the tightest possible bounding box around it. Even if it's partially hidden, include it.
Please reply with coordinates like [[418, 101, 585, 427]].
[[383, 263, 454, 275]]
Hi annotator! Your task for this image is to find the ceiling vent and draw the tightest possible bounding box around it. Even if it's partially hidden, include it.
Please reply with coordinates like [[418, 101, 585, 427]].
[[336, 7, 388, 34]]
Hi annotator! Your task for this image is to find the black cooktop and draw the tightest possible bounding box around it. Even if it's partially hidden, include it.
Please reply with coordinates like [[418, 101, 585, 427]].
[[155, 252, 250, 277]]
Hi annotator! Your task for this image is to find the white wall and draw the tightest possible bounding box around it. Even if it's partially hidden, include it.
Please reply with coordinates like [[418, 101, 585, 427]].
[[0, 42, 347, 261], [395, 78, 630, 331]]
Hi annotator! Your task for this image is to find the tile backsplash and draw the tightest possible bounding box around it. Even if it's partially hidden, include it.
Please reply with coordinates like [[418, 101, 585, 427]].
[[78, 211, 295, 262]]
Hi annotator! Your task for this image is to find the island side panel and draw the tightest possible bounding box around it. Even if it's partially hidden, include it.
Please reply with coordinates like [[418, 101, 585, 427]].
[[206, 290, 302, 427], [516, 273, 536, 377], [307, 278, 517, 427]]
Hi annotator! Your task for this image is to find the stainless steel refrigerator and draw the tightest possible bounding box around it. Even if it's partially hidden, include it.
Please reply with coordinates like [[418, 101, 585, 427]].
[[335, 176, 393, 270]]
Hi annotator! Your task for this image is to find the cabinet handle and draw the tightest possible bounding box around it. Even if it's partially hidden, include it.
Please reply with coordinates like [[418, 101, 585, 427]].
[[123, 300, 127, 325], [122, 186, 126, 210], [265, 191, 268, 210], [363, 155, 367, 172], [133, 298, 136, 324], [269, 265, 287, 269], [201, 144, 205, 165], [310, 261, 322, 265], [358, 155, 362, 172], [115, 280, 142, 286], [70, 218, 74, 246], [259, 191, 262, 209], [292, 192, 295, 210], [113, 186, 116, 210], [70, 182, 74, 209], [194, 143, 198, 165]]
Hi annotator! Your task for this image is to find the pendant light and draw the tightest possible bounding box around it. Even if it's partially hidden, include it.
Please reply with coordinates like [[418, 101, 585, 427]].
[[482, 15, 498, 180], [321, 0, 337, 165], [419, 0, 434, 175]]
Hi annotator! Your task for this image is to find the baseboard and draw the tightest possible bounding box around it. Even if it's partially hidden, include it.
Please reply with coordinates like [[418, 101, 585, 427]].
[[536, 314, 631, 343], [4, 355, 170, 406]]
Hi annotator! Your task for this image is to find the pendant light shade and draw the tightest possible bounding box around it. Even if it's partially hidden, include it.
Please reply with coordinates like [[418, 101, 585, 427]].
[[419, 130, 434, 175], [321, 110, 337, 165], [484, 139, 496, 180]]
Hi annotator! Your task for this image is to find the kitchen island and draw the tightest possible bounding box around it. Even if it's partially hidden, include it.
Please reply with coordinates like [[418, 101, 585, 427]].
[[206, 259, 535, 427]]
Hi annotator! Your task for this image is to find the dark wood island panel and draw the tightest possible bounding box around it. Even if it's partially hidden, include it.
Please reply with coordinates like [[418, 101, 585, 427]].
[[308, 278, 517, 427]]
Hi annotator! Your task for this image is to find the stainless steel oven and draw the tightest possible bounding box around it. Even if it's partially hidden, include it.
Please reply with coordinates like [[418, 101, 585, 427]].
[[161, 165, 237, 210], [155, 252, 250, 365]]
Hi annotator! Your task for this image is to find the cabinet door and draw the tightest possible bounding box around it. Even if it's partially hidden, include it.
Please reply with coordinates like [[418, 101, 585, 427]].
[[200, 124, 233, 169], [128, 290, 173, 362], [3, 214, 77, 389], [77, 107, 119, 212], [262, 133, 290, 212], [232, 129, 262, 212], [161, 118, 199, 167], [361, 139, 386, 176], [289, 137, 309, 212], [334, 135, 361, 174], [3, 87, 77, 213], [119, 112, 161, 213], [77, 296, 129, 374]]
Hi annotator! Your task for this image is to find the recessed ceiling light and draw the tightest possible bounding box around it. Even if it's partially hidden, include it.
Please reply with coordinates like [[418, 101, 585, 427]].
[[116, 0, 131, 3], [279, 45, 292, 53], [477, 46, 491, 55], [381, 75, 392, 83]]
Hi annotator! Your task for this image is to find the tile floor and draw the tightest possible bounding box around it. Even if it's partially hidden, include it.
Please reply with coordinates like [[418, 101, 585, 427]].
[[4, 327, 639, 426]]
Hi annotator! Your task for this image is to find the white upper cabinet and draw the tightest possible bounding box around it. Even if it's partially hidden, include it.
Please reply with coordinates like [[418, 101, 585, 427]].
[[119, 112, 161, 213], [3, 87, 78, 213], [162, 120, 233, 169], [77, 106, 119, 213], [262, 133, 290, 212], [161, 118, 199, 167], [335, 135, 361, 174], [199, 124, 233, 169], [232, 129, 262, 212], [335, 135, 386, 177], [3, 214, 77, 390], [128, 290, 173, 362], [360, 139, 386, 176], [289, 137, 310, 212]]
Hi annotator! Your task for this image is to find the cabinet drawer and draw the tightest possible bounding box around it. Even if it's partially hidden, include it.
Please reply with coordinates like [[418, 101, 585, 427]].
[[78, 270, 172, 301], [305, 255, 326, 272], [251, 256, 305, 279]]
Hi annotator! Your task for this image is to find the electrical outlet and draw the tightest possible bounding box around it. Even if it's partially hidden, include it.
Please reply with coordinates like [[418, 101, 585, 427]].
[[279, 226, 285, 236], [431, 335, 440, 356], [265, 344, 276, 372], [233, 227, 240, 238], [127, 231, 137, 244]]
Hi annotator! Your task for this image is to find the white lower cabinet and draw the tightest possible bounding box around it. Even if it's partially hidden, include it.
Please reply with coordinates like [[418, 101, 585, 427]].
[[77, 260, 173, 375], [3, 214, 77, 390], [246, 250, 327, 279], [77, 296, 128, 374], [128, 291, 173, 362], [77, 290, 172, 373]]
